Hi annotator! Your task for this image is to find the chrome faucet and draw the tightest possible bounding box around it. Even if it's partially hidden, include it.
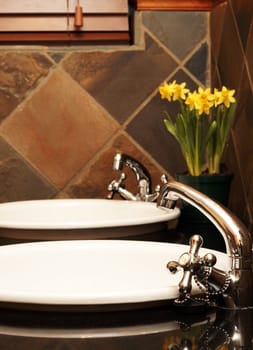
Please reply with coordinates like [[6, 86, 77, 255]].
[[157, 176, 253, 309], [107, 153, 160, 202]]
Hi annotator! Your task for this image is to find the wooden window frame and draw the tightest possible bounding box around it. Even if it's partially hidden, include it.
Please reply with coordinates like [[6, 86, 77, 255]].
[[0, 0, 131, 45], [133, 0, 227, 11], [0, 0, 226, 45]]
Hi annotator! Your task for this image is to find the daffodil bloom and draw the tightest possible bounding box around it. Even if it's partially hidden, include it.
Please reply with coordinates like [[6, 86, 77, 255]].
[[159, 81, 236, 175], [186, 89, 212, 116], [172, 82, 189, 101], [185, 91, 199, 111], [198, 87, 211, 98], [217, 86, 236, 108], [159, 81, 176, 101], [210, 89, 221, 107], [196, 98, 212, 115], [195, 87, 213, 115], [159, 81, 189, 102]]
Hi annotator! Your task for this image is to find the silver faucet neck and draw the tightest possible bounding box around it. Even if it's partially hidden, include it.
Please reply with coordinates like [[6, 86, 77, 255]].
[[157, 178, 253, 308]]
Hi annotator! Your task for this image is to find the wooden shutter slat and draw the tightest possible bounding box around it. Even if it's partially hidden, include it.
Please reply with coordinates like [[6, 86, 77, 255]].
[[0, 16, 129, 32], [0, 0, 130, 44], [0, 0, 128, 14]]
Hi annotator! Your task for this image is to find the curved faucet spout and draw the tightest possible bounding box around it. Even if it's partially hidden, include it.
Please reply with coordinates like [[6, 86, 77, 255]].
[[113, 153, 151, 193], [109, 153, 156, 201], [157, 178, 253, 308]]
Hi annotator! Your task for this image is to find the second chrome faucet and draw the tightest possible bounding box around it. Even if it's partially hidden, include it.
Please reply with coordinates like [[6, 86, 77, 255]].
[[107, 153, 160, 202]]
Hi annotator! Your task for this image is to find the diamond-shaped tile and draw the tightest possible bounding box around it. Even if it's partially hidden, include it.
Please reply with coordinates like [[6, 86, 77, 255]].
[[0, 52, 52, 94], [0, 89, 19, 121], [185, 42, 209, 85], [143, 11, 208, 60], [231, 0, 253, 49], [210, 2, 227, 62], [0, 69, 119, 188], [0, 52, 53, 120], [63, 34, 177, 123], [0, 136, 56, 202], [218, 5, 244, 89]]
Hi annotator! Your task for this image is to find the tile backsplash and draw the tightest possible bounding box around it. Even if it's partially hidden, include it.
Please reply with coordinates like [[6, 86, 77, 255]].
[[0, 2, 252, 230], [211, 0, 253, 229]]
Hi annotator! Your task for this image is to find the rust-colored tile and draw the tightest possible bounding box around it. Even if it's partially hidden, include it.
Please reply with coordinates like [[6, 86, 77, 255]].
[[0, 52, 53, 94], [0, 89, 19, 121], [231, 0, 253, 49], [0, 136, 56, 202], [210, 2, 227, 63], [63, 34, 177, 123], [0, 52, 53, 121], [60, 133, 164, 199], [0, 69, 119, 188], [218, 4, 244, 89]]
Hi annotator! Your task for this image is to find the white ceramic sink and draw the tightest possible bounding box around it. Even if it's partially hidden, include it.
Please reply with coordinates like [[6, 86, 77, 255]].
[[0, 199, 180, 229], [0, 240, 228, 311], [0, 199, 180, 242]]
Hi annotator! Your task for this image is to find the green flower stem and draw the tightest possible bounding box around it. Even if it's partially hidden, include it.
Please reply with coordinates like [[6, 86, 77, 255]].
[[194, 117, 201, 175]]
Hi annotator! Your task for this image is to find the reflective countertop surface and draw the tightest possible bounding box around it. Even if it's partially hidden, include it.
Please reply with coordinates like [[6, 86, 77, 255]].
[[0, 305, 252, 349]]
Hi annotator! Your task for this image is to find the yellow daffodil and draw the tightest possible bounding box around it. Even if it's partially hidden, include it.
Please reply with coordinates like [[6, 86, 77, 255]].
[[195, 87, 213, 115], [186, 88, 213, 116], [159, 81, 236, 175], [159, 81, 189, 102], [196, 98, 212, 115], [159, 81, 176, 101], [210, 89, 221, 107], [185, 91, 198, 111], [172, 82, 189, 101], [217, 86, 236, 108]]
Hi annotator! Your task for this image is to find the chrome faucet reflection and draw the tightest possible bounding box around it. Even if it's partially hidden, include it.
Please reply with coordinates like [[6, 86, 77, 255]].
[[107, 153, 160, 202], [157, 176, 253, 309]]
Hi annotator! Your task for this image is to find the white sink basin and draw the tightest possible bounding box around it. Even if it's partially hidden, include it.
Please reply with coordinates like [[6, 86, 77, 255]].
[[0, 199, 180, 242], [0, 240, 228, 311], [0, 199, 180, 229]]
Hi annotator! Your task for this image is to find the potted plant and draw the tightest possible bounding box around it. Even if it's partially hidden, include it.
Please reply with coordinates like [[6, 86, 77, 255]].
[[159, 80, 236, 176], [159, 81, 236, 211], [159, 81, 236, 231]]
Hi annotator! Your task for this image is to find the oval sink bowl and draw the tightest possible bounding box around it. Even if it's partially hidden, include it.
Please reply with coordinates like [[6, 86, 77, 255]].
[[0, 240, 228, 312], [0, 199, 180, 242]]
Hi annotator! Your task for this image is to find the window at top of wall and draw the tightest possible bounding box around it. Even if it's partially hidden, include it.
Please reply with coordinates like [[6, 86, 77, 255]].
[[0, 0, 132, 45]]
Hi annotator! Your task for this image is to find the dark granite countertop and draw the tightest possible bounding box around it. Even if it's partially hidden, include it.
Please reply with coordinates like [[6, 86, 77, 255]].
[[0, 304, 252, 349]]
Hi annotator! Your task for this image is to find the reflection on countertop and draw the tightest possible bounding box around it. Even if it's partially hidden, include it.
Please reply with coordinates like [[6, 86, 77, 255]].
[[0, 305, 252, 349]]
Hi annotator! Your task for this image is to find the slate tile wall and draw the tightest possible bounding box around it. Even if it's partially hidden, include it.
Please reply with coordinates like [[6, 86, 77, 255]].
[[1, 7, 251, 230], [0, 11, 210, 205], [211, 0, 253, 229]]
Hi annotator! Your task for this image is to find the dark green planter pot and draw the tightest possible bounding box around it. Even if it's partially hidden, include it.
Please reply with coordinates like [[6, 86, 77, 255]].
[[176, 173, 233, 252]]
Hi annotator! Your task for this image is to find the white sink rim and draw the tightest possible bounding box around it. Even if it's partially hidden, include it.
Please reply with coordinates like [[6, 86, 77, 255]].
[[0, 199, 180, 230], [0, 240, 229, 311]]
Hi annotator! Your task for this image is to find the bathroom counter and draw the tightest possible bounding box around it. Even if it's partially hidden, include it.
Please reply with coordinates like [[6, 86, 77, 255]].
[[0, 305, 252, 349], [0, 220, 250, 348]]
